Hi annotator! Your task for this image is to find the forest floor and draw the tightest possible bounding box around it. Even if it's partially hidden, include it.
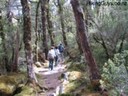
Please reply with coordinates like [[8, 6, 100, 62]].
[[35, 63, 101, 96]]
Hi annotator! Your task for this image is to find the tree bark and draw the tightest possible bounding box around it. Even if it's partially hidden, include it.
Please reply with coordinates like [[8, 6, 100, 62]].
[[35, 1, 40, 62], [76, 30, 83, 54], [71, 0, 101, 89], [21, 0, 37, 83], [46, 0, 55, 46], [57, 0, 68, 47], [0, 10, 7, 74], [6, 0, 13, 23], [41, 0, 49, 59], [12, 30, 19, 72]]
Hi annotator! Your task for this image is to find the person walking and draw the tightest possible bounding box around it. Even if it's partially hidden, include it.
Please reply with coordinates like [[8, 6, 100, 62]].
[[58, 43, 64, 63], [48, 46, 56, 70], [54, 46, 60, 66]]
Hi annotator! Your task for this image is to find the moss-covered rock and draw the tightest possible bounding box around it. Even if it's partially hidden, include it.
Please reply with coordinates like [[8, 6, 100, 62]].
[[14, 86, 35, 96], [0, 73, 27, 95]]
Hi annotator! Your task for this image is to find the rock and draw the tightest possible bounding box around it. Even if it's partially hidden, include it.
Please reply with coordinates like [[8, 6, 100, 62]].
[[35, 62, 42, 67], [42, 60, 49, 67], [68, 71, 82, 81]]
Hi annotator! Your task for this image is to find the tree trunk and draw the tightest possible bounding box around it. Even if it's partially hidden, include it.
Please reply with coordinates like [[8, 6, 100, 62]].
[[21, 0, 37, 84], [41, 0, 49, 59], [71, 0, 101, 90], [6, 0, 13, 23], [12, 30, 19, 72], [0, 10, 7, 74], [76, 30, 83, 54], [5, 0, 13, 72], [57, 0, 68, 47], [21, 1, 49, 90], [35, 1, 40, 62], [46, 0, 55, 46]]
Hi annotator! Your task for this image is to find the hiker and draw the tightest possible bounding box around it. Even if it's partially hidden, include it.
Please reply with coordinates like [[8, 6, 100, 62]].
[[48, 46, 56, 70], [54, 46, 60, 66], [58, 43, 64, 63]]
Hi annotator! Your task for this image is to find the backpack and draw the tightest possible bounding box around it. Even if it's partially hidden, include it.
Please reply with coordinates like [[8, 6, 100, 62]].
[[48, 52, 54, 59], [58, 45, 64, 53]]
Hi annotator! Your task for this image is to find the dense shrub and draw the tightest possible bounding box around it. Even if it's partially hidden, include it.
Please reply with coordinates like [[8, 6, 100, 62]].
[[101, 50, 128, 95]]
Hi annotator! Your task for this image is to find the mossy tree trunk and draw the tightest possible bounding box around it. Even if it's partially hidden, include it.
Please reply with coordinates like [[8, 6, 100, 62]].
[[57, 0, 68, 47], [12, 30, 20, 72], [46, 0, 55, 46], [35, 1, 40, 62], [71, 0, 101, 90], [41, 0, 49, 59], [21, 0, 37, 83], [0, 10, 7, 74], [5, 0, 13, 72], [76, 31, 83, 54]]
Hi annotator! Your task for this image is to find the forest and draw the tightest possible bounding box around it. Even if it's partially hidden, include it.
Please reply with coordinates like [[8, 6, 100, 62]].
[[0, 0, 128, 96]]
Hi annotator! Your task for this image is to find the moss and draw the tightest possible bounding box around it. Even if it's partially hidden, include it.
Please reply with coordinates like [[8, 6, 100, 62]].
[[14, 86, 35, 96], [0, 73, 27, 95], [59, 93, 73, 96], [64, 80, 81, 93], [68, 62, 86, 72]]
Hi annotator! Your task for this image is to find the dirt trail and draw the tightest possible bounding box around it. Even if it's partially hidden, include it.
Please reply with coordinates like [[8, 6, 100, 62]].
[[38, 65, 66, 96]]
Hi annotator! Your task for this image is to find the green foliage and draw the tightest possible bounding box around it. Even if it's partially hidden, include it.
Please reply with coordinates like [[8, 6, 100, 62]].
[[68, 61, 86, 72], [92, 43, 107, 68], [89, 0, 128, 59], [101, 50, 128, 95]]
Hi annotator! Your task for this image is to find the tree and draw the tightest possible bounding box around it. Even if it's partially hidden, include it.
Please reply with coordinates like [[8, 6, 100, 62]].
[[21, 0, 37, 84], [71, 0, 101, 89], [34, 0, 40, 62], [0, 10, 7, 74], [46, 0, 55, 46], [41, 0, 49, 59], [57, 0, 68, 47], [90, 2, 128, 59], [12, 30, 20, 72]]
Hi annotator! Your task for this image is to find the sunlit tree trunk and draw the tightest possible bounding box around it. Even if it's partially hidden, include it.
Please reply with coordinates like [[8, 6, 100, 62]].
[[46, 0, 55, 46], [21, 0, 37, 83], [71, 0, 101, 90], [41, 0, 48, 59], [57, 0, 68, 47]]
